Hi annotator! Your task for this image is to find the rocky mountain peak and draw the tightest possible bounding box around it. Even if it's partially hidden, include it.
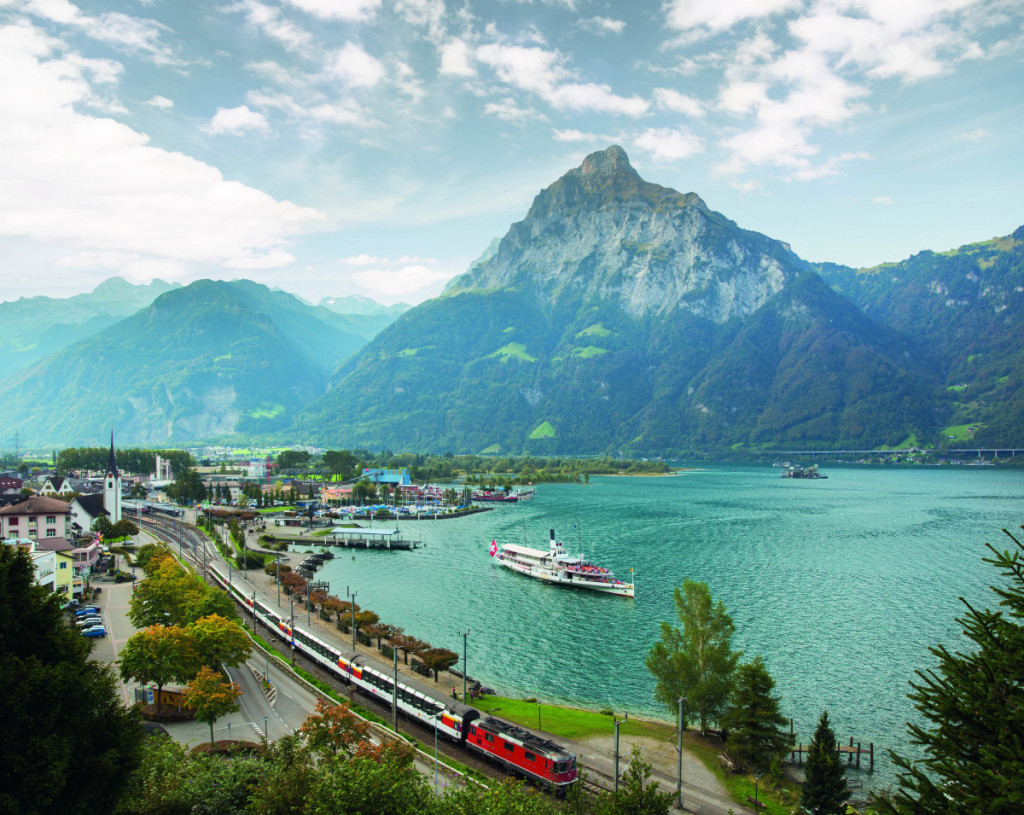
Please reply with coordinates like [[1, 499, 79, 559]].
[[579, 145, 637, 179]]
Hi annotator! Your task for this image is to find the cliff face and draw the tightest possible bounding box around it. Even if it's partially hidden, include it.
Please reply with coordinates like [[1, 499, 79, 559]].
[[447, 145, 809, 322]]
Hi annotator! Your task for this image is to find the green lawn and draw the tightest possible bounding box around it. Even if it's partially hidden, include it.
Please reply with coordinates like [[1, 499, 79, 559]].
[[943, 423, 981, 442]]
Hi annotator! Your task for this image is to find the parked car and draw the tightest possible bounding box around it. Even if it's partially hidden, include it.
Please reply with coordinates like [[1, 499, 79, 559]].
[[75, 607, 100, 617], [81, 626, 107, 638], [76, 616, 103, 628]]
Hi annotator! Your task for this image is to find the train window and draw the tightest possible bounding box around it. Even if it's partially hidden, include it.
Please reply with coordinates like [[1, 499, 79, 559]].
[[469, 726, 476, 735], [553, 761, 569, 773], [525, 751, 536, 762], [504, 743, 514, 752], [484, 734, 494, 743]]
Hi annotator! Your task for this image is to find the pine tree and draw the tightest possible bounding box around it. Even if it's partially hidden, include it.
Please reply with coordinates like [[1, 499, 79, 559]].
[[876, 526, 1024, 812], [720, 656, 790, 773], [801, 710, 849, 815]]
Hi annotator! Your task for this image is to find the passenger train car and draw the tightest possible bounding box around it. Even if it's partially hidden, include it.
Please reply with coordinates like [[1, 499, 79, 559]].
[[208, 564, 577, 789]]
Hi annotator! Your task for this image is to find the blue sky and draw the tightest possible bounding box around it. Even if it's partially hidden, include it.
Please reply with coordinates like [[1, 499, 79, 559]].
[[0, 0, 1021, 306]]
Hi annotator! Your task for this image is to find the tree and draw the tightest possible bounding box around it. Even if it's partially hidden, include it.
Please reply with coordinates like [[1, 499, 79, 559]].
[[720, 656, 790, 773], [129, 556, 206, 627], [0, 543, 142, 815], [646, 579, 740, 735], [800, 711, 849, 815], [111, 518, 140, 539], [91, 514, 113, 537], [277, 450, 311, 471], [167, 467, 206, 504], [420, 647, 459, 681], [594, 746, 673, 815], [189, 614, 252, 671], [118, 624, 197, 710], [299, 697, 371, 757], [876, 527, 1024, 813], [183, 666, 242, 748]]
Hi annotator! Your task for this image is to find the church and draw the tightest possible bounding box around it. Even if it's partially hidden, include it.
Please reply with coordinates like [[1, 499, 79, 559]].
[[68, 432, 123, 538]]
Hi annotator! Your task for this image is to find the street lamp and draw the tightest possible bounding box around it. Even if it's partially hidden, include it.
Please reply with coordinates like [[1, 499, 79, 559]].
[[289, 594, 295, 666], [613, 713, 628, 796], [459, 629, 470, 702], [432, 709, 444, 794], [348, 589, 358, 652], [675, 697, 687, 808]]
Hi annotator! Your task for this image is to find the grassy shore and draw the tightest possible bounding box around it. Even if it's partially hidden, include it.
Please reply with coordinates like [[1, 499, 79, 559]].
[[467, 694, 801, 814]]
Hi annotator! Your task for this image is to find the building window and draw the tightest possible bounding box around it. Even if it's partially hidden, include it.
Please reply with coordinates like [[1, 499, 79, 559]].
[[46, 515, 55, 523], [60, 562, 67, 569], [46, 529, 56, 537]]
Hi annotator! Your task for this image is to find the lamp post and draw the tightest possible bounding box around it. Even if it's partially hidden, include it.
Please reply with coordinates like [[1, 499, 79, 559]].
[[349, 590, 358, 652], [459, 629, 470, 702], [275, 555, 281, 607], [433, 710, 443, 794], [754, 774, 760, 808], [263, 716, 268, 743], [677, 697, 684, 809], [613, 713, 628, 796], [289, 594, 295, 666]]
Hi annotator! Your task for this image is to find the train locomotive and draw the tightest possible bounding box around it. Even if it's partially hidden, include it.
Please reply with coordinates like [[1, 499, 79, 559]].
[[208, 564, 578, 789]]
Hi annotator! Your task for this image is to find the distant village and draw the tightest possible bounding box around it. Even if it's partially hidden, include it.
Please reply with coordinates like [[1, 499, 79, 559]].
[[2, 441, 505, 605]]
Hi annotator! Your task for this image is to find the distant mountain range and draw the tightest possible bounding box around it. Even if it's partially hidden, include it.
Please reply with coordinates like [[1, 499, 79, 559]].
[[2, 147, 1021, 454], [0, 280, 406, 447], [0, 277, 180, 376]]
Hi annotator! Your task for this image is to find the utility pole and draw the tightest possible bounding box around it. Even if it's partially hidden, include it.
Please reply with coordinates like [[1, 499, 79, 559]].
[[289, 594, 295, 666], [392, 647, 399, 732], [459, 629, 470, 702], [276, 555, 281, 607], [252, 591, 256, 633]]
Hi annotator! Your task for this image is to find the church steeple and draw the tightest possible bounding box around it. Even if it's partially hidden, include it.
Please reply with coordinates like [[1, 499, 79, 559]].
[[104, 430, 122, 523], [107, 430, 118, 479]]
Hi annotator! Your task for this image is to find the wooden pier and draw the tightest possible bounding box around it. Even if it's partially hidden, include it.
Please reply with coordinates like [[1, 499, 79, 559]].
[[789, 737, 874, 772]]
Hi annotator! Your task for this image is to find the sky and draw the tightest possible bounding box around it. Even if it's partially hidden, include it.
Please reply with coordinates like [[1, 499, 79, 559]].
[[0, 0, 1021, 307]]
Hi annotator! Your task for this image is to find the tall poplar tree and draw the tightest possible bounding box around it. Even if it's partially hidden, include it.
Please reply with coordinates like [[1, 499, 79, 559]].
[[876, 527, 1024, 812], [646, 579, 740, 735], [801, 710, 849, 815]]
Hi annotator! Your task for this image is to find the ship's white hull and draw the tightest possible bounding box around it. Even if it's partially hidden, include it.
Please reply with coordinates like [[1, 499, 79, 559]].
[[497, 557, 634, 598]]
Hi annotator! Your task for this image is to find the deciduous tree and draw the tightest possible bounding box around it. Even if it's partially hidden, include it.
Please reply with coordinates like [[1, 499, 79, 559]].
[[720, 656, 790, 773], [189, 613, 252, 671], [646, 579, 740, 735], [299, 698, 371, 757], [420, 647, 459, 681], [119, 624, 197, 710], [183, 666, 242, 748]]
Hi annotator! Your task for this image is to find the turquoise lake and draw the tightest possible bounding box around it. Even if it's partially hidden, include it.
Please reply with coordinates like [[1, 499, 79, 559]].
[[300, 465, 1024, 787]]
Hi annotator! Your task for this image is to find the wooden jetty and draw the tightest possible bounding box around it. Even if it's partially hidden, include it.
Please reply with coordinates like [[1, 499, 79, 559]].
[[789, 736, 874, 772]]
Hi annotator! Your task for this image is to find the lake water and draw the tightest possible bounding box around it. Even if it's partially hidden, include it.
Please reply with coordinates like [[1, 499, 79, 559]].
[[302, 464, 1023, 787]]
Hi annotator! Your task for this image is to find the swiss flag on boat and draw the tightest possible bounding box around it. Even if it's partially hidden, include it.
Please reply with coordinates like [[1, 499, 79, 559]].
[[489, 540, 498, 557]]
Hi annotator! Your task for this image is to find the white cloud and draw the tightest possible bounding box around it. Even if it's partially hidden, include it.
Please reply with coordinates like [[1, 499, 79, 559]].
[[476, 41, 647, 116], [280, 0, 381, 22], [21, 0, 178, 64], [395, 0, 446, 42], [553, 128, 598, 142], [339, 253, 388, 265], [224, 247, 298, 268], [228, 0, 312, 52], [440, 38, 476, 76], [583, 16, 626, 35], [653, 87, 705, 117], [328, 42, 386, 88], [353, 263, 453, 302], [953, 127, 989, 141], [203, 104, 270, 136], [633, 127, 704, 161], [0, 23, 323, 271], [873, 195, 895, 204], [145, 95, 174, 109], [665, 0, 801, 34], [483, 97, 544, 122]]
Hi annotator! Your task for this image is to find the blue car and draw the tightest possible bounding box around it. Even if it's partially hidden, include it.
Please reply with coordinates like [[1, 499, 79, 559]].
[[75, 607, 100, 617], [81, 626, 107, 638]]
